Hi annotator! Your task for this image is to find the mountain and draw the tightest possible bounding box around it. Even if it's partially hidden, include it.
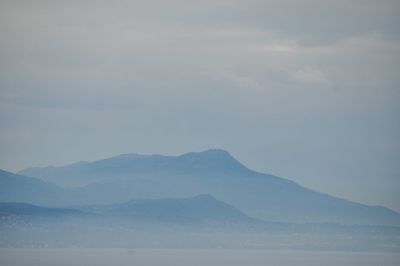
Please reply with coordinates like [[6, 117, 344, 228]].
[[79, 194, 254, 225], [13, 149, 400, 225], [0, 195, 251, 225], [19, 149, 252, 187], [0, 202, 85, 218], [1, 198, 399, 251], [0, 169, 72, 206]]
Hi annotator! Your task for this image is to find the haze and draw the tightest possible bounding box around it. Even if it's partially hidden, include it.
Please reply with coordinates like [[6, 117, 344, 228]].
[[0, 0, 399, 212]]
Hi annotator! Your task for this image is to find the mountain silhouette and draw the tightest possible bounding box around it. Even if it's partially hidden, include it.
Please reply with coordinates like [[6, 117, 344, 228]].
[[0, 202, 85, 218], [80, 194, 253, 225], [6, 149, 400, 225]]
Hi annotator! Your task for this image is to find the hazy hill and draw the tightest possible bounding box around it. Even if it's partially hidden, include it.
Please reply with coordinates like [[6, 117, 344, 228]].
[[0, 202, 85, 218], [0, 195, 251, 225], [9, 149, 400, 225], [19, 150, 253, 187], [1, 197, 399, 251], [79, 194, 254, 225], [0, 169, 71, 206]]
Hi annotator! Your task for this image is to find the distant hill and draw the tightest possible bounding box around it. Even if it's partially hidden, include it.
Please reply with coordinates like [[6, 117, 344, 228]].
[[79, 194, 254, 225], [8, 149, 400, 225], [19, 149, 253, 187], [0, 169, 72, 206], [1, 197, 399, 251], [0, 202, 85, 218], [0, 195, 256, 228]]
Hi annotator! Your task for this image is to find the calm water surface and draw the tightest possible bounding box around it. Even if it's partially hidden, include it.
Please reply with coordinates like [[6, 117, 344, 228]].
[[0, 248, 399, 266]]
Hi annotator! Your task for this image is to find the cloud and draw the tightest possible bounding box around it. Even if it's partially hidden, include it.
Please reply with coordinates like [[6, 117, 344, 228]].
[[292, 67, 330, 84]]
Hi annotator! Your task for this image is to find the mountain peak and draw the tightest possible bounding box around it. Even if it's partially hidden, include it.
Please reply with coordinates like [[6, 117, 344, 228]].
[[177, 149, 251, 174], [181, 149, 232, 158], [200, 149, 232, 155]]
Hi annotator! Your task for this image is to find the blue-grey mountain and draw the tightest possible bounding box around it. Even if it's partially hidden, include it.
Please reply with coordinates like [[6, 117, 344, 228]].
[[0, 202, 85, 218], [0, 169, 70, 205], [0, 195, 252, 225], [8, 149, 400, 225], [78, 194, 253, 225], [2, 197, 399, 251]]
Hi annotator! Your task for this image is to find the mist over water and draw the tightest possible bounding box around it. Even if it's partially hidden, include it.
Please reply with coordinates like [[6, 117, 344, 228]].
[[1, 249, 399, 266]]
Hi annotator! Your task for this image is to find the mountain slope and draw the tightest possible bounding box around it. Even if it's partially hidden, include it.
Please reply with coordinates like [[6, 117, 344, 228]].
[[80, 194, 253, 224], [0, 202, 85, 218], [2, 198, 399, 251], [0, 169, 72, 206], [14, 149, 400, 225], [19, 149, 253, 187], [0, 195, 256, 228]]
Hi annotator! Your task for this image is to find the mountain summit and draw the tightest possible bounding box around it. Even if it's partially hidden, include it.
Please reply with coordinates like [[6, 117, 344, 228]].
[[19, 149, 253, 187]]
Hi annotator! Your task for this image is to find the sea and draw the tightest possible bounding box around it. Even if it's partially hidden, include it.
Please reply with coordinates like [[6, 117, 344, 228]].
[[0, 248, 399, 266]]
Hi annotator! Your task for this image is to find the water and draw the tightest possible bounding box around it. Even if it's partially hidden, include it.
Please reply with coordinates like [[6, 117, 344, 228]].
[[0, 248, 399, 266]]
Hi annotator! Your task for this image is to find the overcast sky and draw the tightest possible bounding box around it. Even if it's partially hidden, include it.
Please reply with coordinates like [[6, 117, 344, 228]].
[[0, 0, 399, 211]]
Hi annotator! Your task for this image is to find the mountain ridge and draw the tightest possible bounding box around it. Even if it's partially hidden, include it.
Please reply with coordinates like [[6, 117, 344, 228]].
[[75, 194, 255, 225], [0, 194, 253, 224], [2, 197, 399, 251], [4, 149, 400, 226]]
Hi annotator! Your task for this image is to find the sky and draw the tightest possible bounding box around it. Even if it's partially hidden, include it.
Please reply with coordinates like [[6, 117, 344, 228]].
[[0, 0, 399, 211]]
